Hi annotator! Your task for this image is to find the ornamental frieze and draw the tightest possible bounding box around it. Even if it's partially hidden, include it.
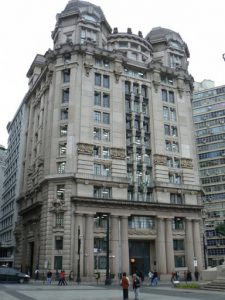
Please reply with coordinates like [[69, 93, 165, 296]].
[[77, 143, 93, 155], [128, 228, 156, 236], [111, 147, 126, 160], [181, 158, 193, 169], [153, 154, 167, 166]]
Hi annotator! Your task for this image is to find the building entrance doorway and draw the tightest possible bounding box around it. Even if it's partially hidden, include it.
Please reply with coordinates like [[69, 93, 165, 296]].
[[129, 240, 150, 277]]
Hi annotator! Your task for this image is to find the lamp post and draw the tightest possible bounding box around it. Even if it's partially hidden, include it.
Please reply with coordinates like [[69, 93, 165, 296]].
[[76, 226, 81, 284], [104, 213, 111, 285]]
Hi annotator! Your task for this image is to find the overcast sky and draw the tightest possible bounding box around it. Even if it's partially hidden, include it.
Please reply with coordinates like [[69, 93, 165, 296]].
[[1, 0, 225, 147]]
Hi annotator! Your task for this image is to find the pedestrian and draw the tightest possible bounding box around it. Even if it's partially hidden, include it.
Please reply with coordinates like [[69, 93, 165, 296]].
[[58, 270, 67, 285], [187, 270, 192, 281], [194, 269, 199, 281], [69, 270, 74, 281], [47, 270, 52, 284], [151, 270, 158, 286], [148, 270, 153, 285], [132, 273, 141, 300], [121, 272, 130, 300], [34, 267, 39, 280]]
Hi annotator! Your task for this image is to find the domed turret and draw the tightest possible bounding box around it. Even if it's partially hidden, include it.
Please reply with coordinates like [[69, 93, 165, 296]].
[[146, 26, 189, 58]]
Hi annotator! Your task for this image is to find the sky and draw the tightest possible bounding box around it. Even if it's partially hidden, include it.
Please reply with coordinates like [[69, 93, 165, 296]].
[[0, 0, 225, 147]]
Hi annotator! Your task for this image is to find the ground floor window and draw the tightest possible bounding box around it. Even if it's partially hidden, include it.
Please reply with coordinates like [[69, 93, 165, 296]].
[[94, 255, 106, 270], [54, 256, 62, 270], [174, 255, 185, 268]]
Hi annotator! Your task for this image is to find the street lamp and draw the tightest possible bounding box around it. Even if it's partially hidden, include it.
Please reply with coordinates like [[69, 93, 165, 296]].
[[76, 226, 81, 284]]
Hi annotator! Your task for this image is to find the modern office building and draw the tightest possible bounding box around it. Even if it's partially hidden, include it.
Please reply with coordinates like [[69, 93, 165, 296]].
[[14, 0, 203, 280], [0, 103, 27, 267], [193, 82, 225, 267]]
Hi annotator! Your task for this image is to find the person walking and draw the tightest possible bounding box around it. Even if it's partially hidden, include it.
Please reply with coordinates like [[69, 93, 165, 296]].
[[151, 270, 158, 286], [58, 270, 67, 285], [148, 270, 153, 285], [121, 272, 130, 300], [34, 268, 39, 281], [47, 270, 52, 284], [132, 273, 140, 300]]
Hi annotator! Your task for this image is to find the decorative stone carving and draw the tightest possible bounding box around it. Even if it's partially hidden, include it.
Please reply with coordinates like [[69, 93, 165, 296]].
[[113, 60, 123, 82], [84, 53, 93, 76], [77, 143, 93, 155], [128, 228, 156, 236], [52, 198, 65, 211], [153, 154, 167, 166], [84, 62, 93, 76], [181, 158, 193, 169], [111, 147, 126, 160]]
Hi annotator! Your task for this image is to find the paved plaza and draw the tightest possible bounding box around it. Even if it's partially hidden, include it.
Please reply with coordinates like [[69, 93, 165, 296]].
[[0, 282, 225, 300]]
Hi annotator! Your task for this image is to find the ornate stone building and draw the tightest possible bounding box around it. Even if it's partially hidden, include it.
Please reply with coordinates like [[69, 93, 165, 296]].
[[15, 0, 203, 280]]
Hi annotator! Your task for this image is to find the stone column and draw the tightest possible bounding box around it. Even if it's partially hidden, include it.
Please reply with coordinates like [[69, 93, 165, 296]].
[[84, 214, 94, 278], [74, 213, 84, 276], [165, 218, 175, 273], [111, 215, 120, 277], [121, 216, 129, 274], [193, 219, 203, 272], [156, 217, 167, 274], [185, 218, 195, 272]]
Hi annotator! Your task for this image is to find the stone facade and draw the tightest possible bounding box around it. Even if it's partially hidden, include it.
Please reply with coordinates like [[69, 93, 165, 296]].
[[14, 0, 203, 280]]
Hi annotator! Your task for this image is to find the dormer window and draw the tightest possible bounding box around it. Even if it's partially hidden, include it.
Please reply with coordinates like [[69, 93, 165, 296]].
[[83, 14, 97, 22], [80, 27, 97, 44]]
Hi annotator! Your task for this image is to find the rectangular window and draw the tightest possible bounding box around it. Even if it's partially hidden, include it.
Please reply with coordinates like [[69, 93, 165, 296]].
[[54, 256, 62, 270], [173, 239, 184, 251], [93, 127, 101, 140], [103, 75, 110, 88], [102, 129, 110, 142], [94, 92, 101, 106], [94, 256, 107, 270], [102, 164, 110, 176], [60, 124, 68, 136], [165, 140, 172, 151], [55, 236, 63, 250], [169, 174, 182, 184], [172, 141, 179, 152], [170, 193, 183, 204], [62, 89, 69, 103], [93, 145, 100, 158], [169, 91, 175, 103], [173, 217, 184, 230], [95, 73, 101, 86], [61, 108, 68, 120], [63, 69, 70, 83], [171, 126, 178, 137], [94, 237, 107, 252], [174, 255, 185, 268], [103, 93, 110, 108], [103, 113, 110, 124], [59, 143, 67, 156], [170, 108, 177, 121], [56, 213, 64, 227], [162, 89, 168, 102], [94, 163, 101, 175], [163, 106, 169, 120], [93, 186, 111, 199], [57, 162, 66, 174], [164, 125, 170, 135], [94, 111, 101, 123], [102, 147, 110, 159], [56, 185, 65, 200]]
